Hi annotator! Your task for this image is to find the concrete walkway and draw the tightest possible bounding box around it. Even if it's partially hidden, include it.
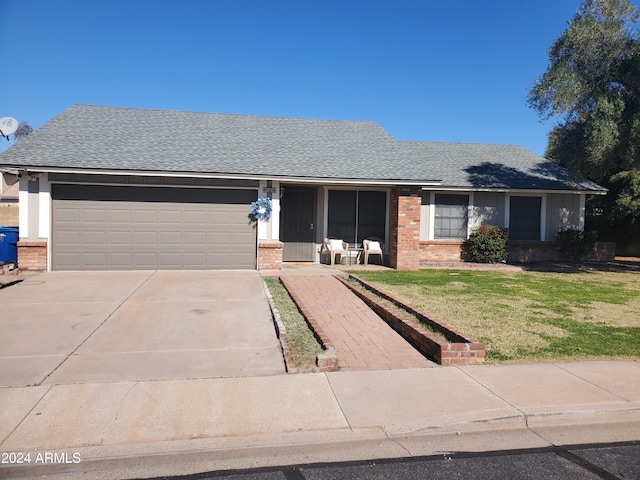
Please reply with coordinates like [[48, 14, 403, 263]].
[[280, 275, 434, 370]]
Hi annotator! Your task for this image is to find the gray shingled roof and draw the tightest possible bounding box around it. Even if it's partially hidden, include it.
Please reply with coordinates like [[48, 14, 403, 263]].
[[392, 141, 605, 192], [0, 104, 606, 192]]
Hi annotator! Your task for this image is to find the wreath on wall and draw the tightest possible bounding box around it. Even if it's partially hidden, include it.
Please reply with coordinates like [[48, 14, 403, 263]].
[[250, 196, 272, 222]]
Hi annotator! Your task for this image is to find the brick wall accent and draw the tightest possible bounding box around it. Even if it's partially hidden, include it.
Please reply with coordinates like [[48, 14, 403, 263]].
[[389, 186, 422, 270], [258, 241, 284, 270], [588, 242, 616, 262], [419, 240, 466, 265], [420, 240, 616, 265], [509, 241, 615, 263], [17, 240, 48, 271]]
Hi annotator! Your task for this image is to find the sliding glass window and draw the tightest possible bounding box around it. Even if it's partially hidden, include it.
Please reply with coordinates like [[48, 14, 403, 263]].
[[327, 190, 386, 245]]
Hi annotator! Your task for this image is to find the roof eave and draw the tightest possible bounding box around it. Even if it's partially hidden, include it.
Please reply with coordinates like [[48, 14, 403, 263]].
[[9, 166, 442, 187], [424, 185, 608, 195]]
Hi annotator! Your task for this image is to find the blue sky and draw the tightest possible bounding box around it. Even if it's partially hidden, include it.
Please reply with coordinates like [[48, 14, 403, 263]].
[[1, 1, 589, 155]]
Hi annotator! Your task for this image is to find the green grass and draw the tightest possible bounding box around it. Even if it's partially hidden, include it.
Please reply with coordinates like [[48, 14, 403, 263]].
[[264, 277, 323, 371], [351, 269, 640, 363]]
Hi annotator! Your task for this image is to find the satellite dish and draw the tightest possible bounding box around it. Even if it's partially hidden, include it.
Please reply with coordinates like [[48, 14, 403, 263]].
[[0, 117, 19, 137]]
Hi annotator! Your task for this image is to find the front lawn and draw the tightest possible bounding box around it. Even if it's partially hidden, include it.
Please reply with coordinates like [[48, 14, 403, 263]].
[[351, 268, 640, 363]]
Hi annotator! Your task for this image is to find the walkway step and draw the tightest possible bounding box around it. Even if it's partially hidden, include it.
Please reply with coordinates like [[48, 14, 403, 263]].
[[280, 275, 435, 371]]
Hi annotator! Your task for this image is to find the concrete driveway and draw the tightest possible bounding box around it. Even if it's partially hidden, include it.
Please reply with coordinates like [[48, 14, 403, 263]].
[[0, 271, 285, 387]]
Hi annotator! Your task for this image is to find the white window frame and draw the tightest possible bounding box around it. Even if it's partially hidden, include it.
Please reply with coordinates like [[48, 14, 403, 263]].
[[428, 191, 474, 240]]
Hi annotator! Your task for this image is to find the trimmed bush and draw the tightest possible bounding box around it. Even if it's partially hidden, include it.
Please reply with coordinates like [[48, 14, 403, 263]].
[[467, 225, 509, 263], [556, 228, 597, 262]]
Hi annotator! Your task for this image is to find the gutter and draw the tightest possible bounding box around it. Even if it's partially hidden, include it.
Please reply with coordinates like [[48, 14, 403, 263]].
[[2, 166, 443, 188]]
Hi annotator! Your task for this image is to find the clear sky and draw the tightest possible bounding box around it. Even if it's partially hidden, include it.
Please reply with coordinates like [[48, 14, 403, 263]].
[[0, 1, 591, 156]]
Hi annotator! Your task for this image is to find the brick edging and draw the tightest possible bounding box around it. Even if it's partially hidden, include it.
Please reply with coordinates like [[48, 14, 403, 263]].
[[339, 274, 485, 365], [278, 276, 339, 372]]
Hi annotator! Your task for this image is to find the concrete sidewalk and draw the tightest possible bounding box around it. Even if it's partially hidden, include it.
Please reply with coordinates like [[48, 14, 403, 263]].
[[2, 360, 639, 479]]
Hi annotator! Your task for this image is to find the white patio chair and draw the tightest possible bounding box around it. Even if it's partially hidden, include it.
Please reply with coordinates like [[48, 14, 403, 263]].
[[322, 237, 349, 265], [363, 238, 384, 265]]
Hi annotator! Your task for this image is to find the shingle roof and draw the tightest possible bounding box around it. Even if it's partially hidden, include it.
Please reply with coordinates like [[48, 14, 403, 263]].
[[0, 104, 605, 192], [393, 141, 605, 192]]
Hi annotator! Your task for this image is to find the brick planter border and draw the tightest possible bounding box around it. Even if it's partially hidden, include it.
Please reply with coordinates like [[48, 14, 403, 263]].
[[339, 274, 485, 365], [278, 276, 339, 372]]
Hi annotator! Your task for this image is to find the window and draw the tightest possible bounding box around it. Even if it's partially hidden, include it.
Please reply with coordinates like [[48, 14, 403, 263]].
[[434, 194, 469, 239], [509, 196, 541, 240], [327, 190, 386, 245]]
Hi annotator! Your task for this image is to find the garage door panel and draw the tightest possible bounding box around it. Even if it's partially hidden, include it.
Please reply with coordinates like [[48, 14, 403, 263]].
[[55, 252, 82, 268], [55, 229, 80, 245], [209, 211, 232, 225], [82, 252, 108, 268], [158, 231, 182, 246], [108, 209, 132, 223], [157, 252, 182, 268], [158, 210, 182, 224], [82, 231, 107, 245], [132, 252, 159, 268], [133, 231, 157, 246], [231, 252, 257, 268], [133, 209, 157, 224], [233, 231, 258, 246], [109, 231, 132, 246], [209, 253, 232, 267], [183, 252, 208, 267], [82, 208, 107, 223], [183, 231, 207, 246], [56, 208, 81, 223], [52, 184, 256, 270], [184, 210, 208, 225], [107, 253, 133, 268], [209, 232, 231, 245]]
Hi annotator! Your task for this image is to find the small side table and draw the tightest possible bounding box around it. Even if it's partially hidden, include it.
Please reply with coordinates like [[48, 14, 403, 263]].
[[348, 247, 364, 265]]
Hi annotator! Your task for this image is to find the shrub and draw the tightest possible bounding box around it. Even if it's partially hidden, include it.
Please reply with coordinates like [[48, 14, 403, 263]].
[[466, 225, 509, 263], [556, 228, 597, 262]]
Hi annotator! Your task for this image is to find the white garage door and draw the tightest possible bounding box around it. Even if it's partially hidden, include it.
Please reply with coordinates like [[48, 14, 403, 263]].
[[52, 184, 257, 270]]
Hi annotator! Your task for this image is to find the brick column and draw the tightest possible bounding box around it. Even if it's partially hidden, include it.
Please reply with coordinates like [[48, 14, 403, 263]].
[[258, 240, 284, 270], [389, 186, 422, 270], [17, 240, 48, 271]]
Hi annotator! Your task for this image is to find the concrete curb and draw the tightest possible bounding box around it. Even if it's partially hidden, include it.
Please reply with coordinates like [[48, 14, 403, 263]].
[[3, 414, 640, 480]]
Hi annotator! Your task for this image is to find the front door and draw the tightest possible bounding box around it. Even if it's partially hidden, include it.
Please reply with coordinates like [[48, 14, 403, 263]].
[[280, 187, 316, 261]]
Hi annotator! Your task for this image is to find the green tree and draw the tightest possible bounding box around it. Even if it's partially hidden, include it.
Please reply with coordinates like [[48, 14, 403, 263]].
[[528, 0, 640, 246]]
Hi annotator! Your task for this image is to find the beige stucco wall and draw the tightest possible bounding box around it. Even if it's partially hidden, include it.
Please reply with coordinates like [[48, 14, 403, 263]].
[[545, 193, 581, 241], [0, 203, 18, 226], [0, 178, 19, 226], [471, 192, 505, 229]]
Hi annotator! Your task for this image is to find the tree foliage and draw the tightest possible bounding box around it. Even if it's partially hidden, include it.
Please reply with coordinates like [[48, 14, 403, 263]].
[[528, 0, 640, 245], [13, 121, 33, 142]]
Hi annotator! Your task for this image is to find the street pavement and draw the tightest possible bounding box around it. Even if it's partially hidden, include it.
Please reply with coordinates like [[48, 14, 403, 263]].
[[0, 270, 639, 479], [138, 441, 640, 480]]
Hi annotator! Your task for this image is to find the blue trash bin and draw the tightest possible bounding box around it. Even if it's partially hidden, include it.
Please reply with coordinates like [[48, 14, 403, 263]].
[[0, 226, 19, 265]]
